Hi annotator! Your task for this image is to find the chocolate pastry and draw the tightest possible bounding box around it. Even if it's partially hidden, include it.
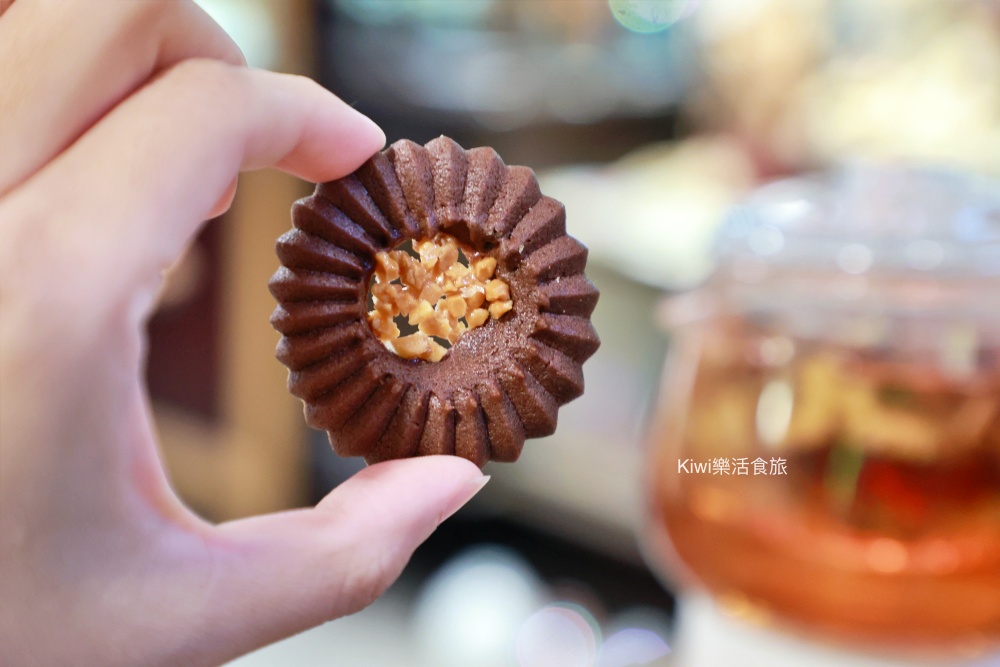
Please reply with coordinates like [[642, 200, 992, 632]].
[[269, 137, 600, 467]]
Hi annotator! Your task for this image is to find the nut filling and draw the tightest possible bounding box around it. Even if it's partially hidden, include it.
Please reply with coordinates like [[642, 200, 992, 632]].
[[369, 234, 512, 362]]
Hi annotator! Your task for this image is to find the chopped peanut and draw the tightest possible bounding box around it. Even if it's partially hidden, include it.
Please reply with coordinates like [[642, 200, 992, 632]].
[[426, 339, 449, 362], [419, 311, 452, 339], [370, 311, 400, 340], [375, 251, 400, 282], [463, 285, 486, 310], [473, 257, 497, 281], [399, 255, 429, 290], [373, 300, 395, 320], [438, 244, 459, 273], [466, 308, 489, 328], [444, 295, 467, 318], [408, 300, 435, 326], [418, 248, 438, 271], [446, 263, 470, 281], [395, 288, 419, 316], [367, 233, 512, 361], [419, 282, 445, 304], [485, 279, 510, 302], [393, 333, 430, 358], [489, 299, 513, 320], [447, 321, 467, 345]]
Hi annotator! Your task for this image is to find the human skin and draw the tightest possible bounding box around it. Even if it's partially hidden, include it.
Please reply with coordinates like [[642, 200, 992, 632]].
[[0, 2, 487, 666]]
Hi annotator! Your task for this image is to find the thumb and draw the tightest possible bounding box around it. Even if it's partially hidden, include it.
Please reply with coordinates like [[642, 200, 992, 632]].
[[196, 456, 488, 665]]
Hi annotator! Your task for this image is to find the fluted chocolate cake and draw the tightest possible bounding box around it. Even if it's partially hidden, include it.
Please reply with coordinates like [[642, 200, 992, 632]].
[[269, 137, 600, 467]]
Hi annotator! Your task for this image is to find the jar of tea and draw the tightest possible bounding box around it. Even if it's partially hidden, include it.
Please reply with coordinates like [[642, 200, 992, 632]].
[[643, 166, 1000, 661]]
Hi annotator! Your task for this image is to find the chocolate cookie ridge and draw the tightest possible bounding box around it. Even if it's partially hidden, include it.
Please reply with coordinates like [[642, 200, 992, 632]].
[[269, 136, 600, 467]]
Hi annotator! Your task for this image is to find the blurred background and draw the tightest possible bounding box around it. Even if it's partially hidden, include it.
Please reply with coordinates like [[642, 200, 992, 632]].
[[148, 1, 1000, 665]]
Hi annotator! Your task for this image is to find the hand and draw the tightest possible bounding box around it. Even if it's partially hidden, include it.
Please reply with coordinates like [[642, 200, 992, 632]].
[[0, 3, 487, 666]]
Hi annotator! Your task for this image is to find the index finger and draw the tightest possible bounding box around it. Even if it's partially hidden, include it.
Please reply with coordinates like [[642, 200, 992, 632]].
[[0, 0, 245, 196], [0, 60, 385, 323]]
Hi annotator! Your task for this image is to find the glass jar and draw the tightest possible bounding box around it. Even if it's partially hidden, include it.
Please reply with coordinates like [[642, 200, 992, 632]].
[[642, 166, 1000, 656]]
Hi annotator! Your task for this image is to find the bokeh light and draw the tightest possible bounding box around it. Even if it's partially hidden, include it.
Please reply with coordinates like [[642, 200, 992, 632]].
[[516, 603, 601, 667], [336, 0, 494, 27], [413, 545, 545, 667], [598, 628, 671, 667], [608, 0, 693, 34], [598, 606, 673, 667]]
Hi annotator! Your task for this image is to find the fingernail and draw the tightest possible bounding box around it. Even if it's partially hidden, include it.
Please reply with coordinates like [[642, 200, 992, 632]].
[[441, 475, 490, 522]]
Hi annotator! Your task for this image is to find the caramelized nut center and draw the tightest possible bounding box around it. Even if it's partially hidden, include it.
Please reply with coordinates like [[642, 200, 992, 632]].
[[367, 234, 513, 362]]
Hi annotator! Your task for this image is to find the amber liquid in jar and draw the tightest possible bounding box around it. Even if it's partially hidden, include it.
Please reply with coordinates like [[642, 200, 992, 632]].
[[644, 318, 1000, 651]]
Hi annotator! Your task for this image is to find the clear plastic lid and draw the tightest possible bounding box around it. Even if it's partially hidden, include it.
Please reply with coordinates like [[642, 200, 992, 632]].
[[708, 165, 1000, 320]]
